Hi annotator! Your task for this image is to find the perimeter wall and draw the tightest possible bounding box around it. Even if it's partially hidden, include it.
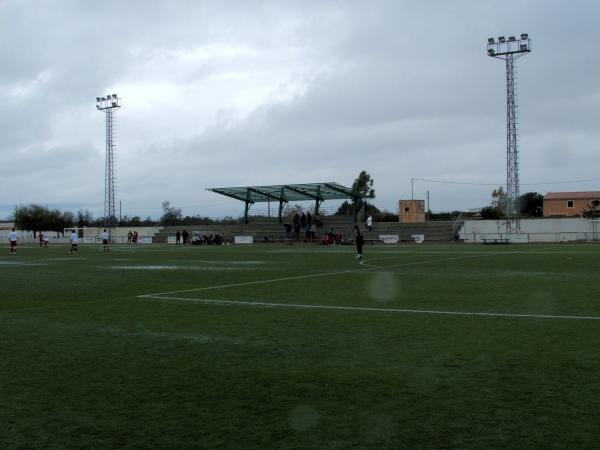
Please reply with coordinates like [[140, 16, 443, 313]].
[[459, 218, 600, 243]]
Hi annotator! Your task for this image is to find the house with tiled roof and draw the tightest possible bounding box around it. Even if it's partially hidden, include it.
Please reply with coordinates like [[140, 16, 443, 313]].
[[543, 191, 600, 217]]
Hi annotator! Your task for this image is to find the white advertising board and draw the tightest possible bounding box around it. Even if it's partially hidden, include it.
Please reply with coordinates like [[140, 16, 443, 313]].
[[411, 234, 425, 244], [234, 235, 254, 244]]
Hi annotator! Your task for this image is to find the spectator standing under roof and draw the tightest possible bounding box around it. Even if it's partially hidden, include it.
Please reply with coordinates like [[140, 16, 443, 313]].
[[307, 211, 312, 229], [284, 223, 292, 238], [292, 213, 300, 239], [300, 212, 307, 231], [305, 223, 312, 242]]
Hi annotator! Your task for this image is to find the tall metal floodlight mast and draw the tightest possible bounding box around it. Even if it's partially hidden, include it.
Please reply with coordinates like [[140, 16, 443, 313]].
[[96, 94, 122, 228], [487, 34, 531, 233]]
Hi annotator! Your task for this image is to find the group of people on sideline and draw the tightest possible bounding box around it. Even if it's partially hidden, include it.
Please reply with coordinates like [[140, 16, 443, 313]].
[[317, 225, 365, 259], [192, 232, 223, 245], [175, 230, 189, 245], [321, 229, 344, 245], [37, 232, 49, 247], [285, 211, 320, 241], [284, 211, 371, 259], [8, 214, 373, 259], [8, 228, 111, 255], [174, 230, 224, 245], [126, 230, 141, 244], [310, 213, 371, 259]]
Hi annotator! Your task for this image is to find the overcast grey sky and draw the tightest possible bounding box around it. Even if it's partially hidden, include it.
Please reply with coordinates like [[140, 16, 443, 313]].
[[1, 0, 598, 220]]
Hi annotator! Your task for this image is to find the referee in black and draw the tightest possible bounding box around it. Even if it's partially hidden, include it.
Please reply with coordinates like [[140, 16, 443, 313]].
[[354, 225, 364, 259]]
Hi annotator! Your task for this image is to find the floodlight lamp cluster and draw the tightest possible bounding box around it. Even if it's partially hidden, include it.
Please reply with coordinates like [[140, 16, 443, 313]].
[[96, 93, 121, 110], [487, 33, 530, 57]]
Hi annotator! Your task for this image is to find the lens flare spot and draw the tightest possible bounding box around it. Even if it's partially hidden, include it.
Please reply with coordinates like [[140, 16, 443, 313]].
[[367, 272, 399, 302], [288, 405, 320, 432]]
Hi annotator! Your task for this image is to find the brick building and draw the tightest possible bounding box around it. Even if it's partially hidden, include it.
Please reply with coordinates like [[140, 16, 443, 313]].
[[399, 200, 425, 222], [543, 191, 600, 217]]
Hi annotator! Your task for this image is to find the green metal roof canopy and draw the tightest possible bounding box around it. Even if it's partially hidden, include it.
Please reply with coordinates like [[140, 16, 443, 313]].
[[207, 182, 360, 223]]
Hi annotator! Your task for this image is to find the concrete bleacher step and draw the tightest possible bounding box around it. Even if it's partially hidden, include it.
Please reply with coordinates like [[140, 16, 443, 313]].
[[151, 218, 456, 243]]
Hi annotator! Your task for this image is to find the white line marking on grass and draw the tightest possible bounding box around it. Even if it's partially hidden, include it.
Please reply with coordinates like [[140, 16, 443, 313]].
[[110, 265, 183, 270], [0, 261, 48, 266], [362, 246, 573, 262], [169, 260, 269, 265], [108, 248, 198, 253], [137, 246, 587, 299], [204, 260, 268, 265], [140, 296, 600, 321], [359, 259, 380, 268], [44, 257, 88, 261], [137, 253, 503, 298], [0, 296, 130, 316], [138, 268, 366, 297], [108, 265, 265, 271]]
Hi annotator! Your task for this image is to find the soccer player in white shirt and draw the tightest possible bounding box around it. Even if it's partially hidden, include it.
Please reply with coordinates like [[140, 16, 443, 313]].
[[70, 231, 79, 254], [101, 229, 110, 252], [8, 228, 18, 255]]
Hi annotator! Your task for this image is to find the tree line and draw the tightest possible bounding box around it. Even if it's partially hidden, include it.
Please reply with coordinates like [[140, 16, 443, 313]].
[[10, 175, 559, 233], [333, 170, 397, 221], [480, 189, 544, 219], [8, 202, 239, 235]]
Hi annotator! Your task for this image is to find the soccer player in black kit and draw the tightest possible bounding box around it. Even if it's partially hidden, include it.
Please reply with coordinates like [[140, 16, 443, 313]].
[[354, 225, 364, 259]]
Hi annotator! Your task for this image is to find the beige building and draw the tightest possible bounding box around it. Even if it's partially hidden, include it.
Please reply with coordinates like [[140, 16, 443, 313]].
[[399, 200, 425, 223], [543, 191, 600, 217]]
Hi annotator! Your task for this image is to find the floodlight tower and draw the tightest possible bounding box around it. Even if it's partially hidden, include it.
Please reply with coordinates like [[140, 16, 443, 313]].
[[487, 34, 531, 233], [96, 94, 122, 228]]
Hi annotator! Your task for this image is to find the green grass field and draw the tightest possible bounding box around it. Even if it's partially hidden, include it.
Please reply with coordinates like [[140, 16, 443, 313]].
[[1, 242, 599, 449]]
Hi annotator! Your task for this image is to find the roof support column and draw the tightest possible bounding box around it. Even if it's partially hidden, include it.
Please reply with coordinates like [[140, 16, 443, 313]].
[[244, 202, 251, 224], [244, 188, 252, 224], [278, 186, 286, 223], [352, 194, 361, 224], [314, 184, 323, 216]]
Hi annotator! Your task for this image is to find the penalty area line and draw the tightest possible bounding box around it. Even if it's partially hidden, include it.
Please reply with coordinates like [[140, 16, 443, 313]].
[[138, 252, 501, 298], [139, 296, 600, 321]]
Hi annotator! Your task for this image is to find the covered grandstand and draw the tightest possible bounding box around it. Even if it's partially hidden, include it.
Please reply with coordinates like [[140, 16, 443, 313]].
[[208, 182, 362, 223]]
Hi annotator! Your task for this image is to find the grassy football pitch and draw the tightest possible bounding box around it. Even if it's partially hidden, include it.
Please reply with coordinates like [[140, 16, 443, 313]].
[[1, 242, 599, 449]]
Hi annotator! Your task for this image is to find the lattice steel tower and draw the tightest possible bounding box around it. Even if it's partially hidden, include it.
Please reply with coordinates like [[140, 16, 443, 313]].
[[96, 94, 122, 227], [487, 34, 531, 233]]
